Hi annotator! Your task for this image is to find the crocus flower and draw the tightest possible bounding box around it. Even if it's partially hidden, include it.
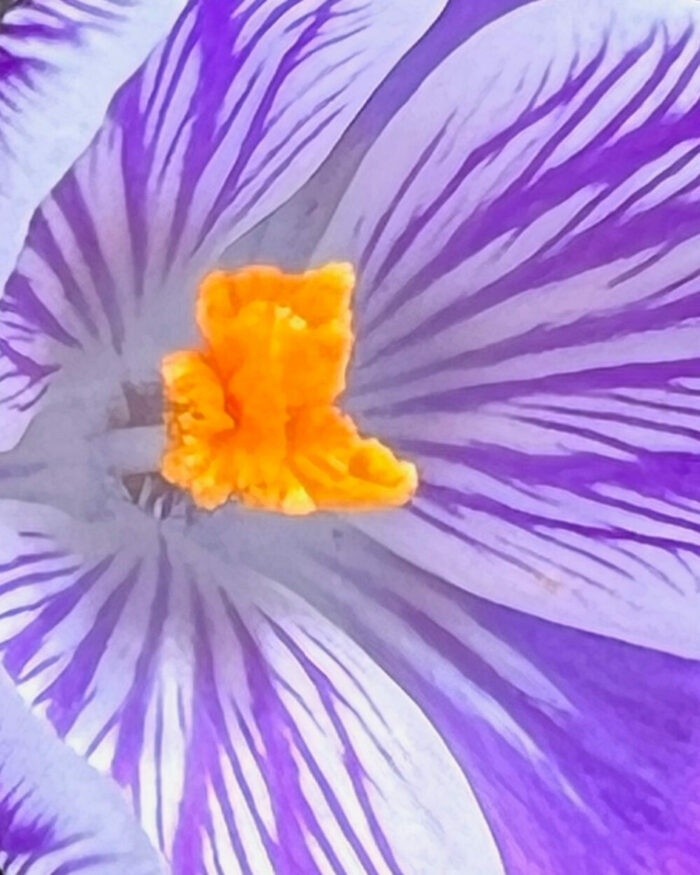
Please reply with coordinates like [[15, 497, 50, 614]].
[[1, 0, 699, 871]]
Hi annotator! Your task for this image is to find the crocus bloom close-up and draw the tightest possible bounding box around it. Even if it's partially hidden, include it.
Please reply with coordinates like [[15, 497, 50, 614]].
[[1, 0, 700, 872]]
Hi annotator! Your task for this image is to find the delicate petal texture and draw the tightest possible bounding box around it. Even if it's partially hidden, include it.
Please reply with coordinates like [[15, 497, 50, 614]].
[[263, 521, 700, 875], [222, 0, 541, 271], [0, 672, 165, 875], [0, 498, 504, 874], [314, 0, 700, 656], [0, 0, 185, 292], [0, 0, 449, 451]]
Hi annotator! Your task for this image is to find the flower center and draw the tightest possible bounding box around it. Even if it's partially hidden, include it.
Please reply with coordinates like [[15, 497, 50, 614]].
[[160, 263, 417, 514]]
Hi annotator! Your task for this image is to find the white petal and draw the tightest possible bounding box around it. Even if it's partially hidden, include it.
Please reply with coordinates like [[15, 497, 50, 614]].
[[313, 0, 700, 656], [0, 497, 503, 874], [0, 0, 449, 451], [0, 0, 185, 292], [0, 669, 165, 875]]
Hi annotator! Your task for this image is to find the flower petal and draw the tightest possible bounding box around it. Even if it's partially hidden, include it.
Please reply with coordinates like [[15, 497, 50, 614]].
[[222, 0, 542, 271], [0, 670, 165, 874], [0, 498, 504, 874], [0, 0, 450, 451], [260, 519, 700, 875], [0, 0, 184, 293], [314, 0, 700, 656]]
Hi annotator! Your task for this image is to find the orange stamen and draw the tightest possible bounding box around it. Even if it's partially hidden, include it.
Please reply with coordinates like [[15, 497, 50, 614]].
[[160, 264, 417, 514]]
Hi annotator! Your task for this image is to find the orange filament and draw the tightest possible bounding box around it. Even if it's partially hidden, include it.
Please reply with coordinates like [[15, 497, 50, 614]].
[[160, 263, 418, 514]]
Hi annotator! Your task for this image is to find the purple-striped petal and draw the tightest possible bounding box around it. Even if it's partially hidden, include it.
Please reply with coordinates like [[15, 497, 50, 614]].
[[0, 498, 504, 874], [0, 0, 184, 292], [268, 520, 700, 875], [0, 669, 165, 874], [0, 0, 449, 451], [314, 0, 700, 656]]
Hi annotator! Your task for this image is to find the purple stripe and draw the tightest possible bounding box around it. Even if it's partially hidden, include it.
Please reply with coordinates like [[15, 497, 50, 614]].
[[169, 584, 227, 875], [358, 121, 451, 282], [0, 0, 130, 88], [222, 592, 330, 875], [2, 274, 80, 349], [363, 32, 700, 368], [192, 0, 341, 253], [154, 695, 166, 850], [52, 172, 125, 351], [111, 542, 171, 810], [36, 563, 138, 737], [0, 780, 56, 857], [269, 619, 403, 875], [364, 355, 700, 417], [118, 84, 150, 301], [2, 557, 113, 679], [296, 532, 700, 874], [164, 0, 288, 261], [27, 208, 100, 339]]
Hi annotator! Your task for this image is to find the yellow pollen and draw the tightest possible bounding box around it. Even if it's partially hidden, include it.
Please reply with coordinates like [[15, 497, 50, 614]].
[[160, 263, 418, 514]]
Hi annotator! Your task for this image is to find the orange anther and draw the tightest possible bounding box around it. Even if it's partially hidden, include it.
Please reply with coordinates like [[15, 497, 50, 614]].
[[160, 264, 417, 514]]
